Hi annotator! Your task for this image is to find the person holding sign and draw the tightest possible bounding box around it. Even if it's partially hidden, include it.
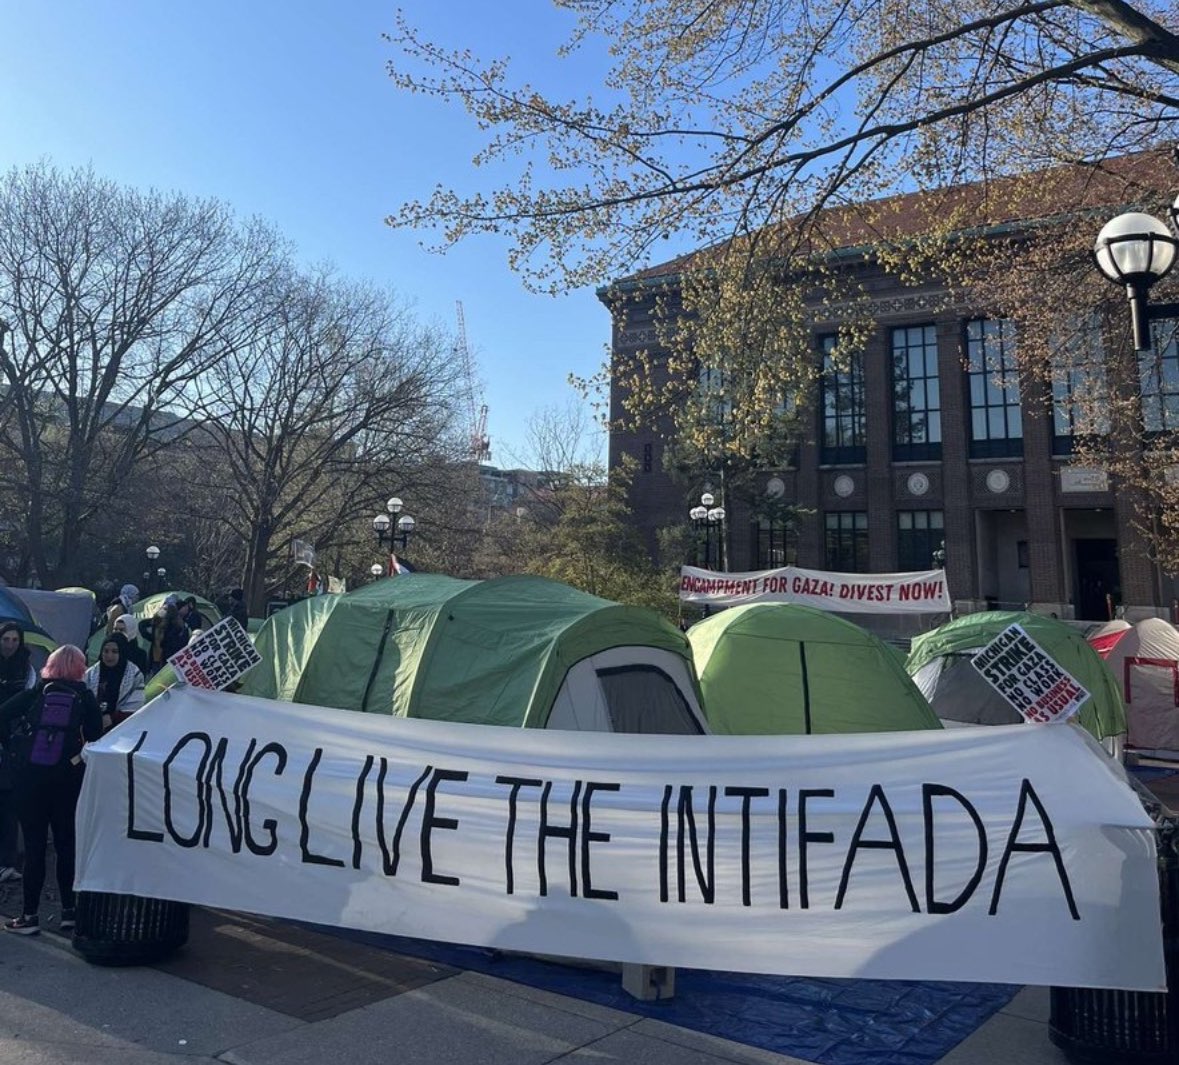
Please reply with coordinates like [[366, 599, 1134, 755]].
[[83, 634, 145, 731]]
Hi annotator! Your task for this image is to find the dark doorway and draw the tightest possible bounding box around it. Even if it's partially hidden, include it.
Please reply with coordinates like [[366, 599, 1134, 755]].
[[1074, 539, 1120, 621]]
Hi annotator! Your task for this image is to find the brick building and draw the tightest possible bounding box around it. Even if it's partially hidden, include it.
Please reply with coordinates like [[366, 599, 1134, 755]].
[[601, 157, 1179, 622]]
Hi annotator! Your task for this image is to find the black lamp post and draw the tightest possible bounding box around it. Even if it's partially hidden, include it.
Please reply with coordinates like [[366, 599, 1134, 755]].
[[1093, 198, 1179, 351], [145, 545, 161, 593], [157, 566, 167, 592], [372, 496, 415, 571], [932, 540, 946, 569], [370, 563, 383, 582], [688, 491, 726, 570]]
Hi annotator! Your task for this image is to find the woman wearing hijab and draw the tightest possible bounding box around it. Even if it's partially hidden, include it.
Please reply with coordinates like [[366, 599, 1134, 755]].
[[101, 583, 140, 638], [0, 645, 102, 935], [0, 623, 34, 885], [112, 613, 149, 675], [83, 634, 144, 731]]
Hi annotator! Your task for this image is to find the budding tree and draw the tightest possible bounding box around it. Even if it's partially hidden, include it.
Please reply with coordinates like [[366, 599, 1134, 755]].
[[385, 1, 1179, 453]]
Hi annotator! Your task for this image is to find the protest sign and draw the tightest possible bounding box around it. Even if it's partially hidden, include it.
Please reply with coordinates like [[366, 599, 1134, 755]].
[[679, 564, 951, 613], [167, 617, 261, 691], [77, 687, 1164, 990], [971, 623, 1090, 724]]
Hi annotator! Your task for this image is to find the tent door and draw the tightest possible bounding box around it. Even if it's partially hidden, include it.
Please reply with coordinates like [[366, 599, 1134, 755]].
[[595, 664, 703, 735], [547, 647, 707, 733]]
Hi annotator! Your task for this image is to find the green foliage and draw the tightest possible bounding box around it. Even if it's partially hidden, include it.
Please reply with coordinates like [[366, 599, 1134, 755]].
[[513, 460, 679, 617]]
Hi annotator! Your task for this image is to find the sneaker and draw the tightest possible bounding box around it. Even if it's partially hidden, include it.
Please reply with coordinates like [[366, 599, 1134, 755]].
[[0, 867, 21, 883], [4, 914, 39, 935], [59, 908, 76, 931]]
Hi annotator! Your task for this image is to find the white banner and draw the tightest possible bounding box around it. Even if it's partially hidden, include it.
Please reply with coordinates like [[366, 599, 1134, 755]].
[[76, 688, 1164, 990], [168, 617, 261, 691], [679, 565, 951, 613], [972, 624, 1089, 725]]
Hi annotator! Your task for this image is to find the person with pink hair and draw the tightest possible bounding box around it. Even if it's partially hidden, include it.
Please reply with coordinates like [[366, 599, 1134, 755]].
[[0, 644, 102, 935]]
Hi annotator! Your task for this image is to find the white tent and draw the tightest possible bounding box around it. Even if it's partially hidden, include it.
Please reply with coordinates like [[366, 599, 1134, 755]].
[[1103, 618, 1179, 759]]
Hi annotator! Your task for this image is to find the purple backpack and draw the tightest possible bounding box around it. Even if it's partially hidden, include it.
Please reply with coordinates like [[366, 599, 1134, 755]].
[[26, 685, 82, 768]]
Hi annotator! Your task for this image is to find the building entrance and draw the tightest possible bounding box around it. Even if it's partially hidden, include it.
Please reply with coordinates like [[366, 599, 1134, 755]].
[[1074, 538, 1120, 621], [975, 510, 1030, 611]]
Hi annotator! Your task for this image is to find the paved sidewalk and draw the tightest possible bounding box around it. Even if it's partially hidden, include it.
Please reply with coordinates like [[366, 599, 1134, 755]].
[[0, 927, 818, 1065], [0, 916, 1083, 1065]]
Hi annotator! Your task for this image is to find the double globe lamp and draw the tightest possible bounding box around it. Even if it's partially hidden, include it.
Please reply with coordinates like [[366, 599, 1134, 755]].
[[371, 497, 416, 551]]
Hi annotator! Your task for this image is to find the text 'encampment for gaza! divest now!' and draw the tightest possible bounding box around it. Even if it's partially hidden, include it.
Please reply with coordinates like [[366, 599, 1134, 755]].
[[678, 565, 952, 613]]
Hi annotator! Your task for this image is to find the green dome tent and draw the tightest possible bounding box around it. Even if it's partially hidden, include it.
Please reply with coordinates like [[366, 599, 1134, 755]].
[[906, 610, 1126, 741], [687, 603, 941, 735], [85, 589, 222, 663], [239, 573, 707, 733]]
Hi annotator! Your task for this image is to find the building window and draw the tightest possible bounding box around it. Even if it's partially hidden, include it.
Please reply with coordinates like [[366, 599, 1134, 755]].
[[751, 518, 797, 568], [897, 511, 944, 571], [966, 318, 1023, 458], [1052, 319, 1109, 454], [1141, 320, 1179, 434], [697, 365, 732, 428], [892, 324, 941, 461], [819, 334, 866, 465], [825, 511, 869, 572]]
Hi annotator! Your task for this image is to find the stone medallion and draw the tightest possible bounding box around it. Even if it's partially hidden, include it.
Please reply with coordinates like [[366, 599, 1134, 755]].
[[985, 468, 1011, 494], [907, 472, 930, 497]]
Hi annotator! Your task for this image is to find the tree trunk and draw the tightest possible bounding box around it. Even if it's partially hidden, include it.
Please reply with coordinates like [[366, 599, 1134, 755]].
[[241, 521, 273, 618]]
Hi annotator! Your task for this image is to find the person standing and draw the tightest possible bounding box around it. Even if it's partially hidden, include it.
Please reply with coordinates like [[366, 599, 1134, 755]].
[[83, 635, 144, 731], [0, 645, 102, 935], [225, 588, 249, 628], [179, 596, 207, 634], [101, 584, 139, 638], [113, 614, 149, 676], [0, 623, 35, 885], [0, 623, 37, 704], [138, 599, 189, 678]]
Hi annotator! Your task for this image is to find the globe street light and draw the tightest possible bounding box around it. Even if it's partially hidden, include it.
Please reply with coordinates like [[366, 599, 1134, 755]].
[[1093, 197, 1179, 351], [688, 491, 726, 569], [370, 563, 383, 581], [372, 495, 415, 573], [145, 545, 161, 592]]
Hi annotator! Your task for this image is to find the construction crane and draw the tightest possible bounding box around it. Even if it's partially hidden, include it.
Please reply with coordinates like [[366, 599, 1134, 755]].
[[455, 301, 491, 464]]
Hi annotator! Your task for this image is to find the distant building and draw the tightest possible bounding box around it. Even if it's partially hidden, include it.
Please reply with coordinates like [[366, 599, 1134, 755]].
[[601, 154, 1178, 622], [477, 465, 566, 519]]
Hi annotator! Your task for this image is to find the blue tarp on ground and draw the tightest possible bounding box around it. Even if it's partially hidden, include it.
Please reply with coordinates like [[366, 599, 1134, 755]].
[[325, 924, 1018, 1065]]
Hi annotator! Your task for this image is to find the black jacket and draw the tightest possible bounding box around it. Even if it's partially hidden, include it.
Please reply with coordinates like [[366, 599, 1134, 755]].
[[0, 680, 103, 772], [139, 616, 190, 669]]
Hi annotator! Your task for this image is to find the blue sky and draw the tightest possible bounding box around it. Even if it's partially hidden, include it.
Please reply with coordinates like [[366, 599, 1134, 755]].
[[0, 1, 615, 464]]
